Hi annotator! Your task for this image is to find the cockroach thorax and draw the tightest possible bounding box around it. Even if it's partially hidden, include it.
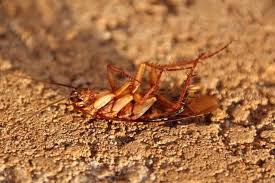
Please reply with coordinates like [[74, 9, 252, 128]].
[[70, 88, 96, 106]]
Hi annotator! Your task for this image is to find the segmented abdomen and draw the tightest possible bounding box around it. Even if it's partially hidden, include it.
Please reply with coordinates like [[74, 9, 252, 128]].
[[81, 90, 157, 120]]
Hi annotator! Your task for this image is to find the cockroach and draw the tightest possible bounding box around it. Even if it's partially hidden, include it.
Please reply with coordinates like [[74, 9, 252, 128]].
[[24, 41, 232, 123]]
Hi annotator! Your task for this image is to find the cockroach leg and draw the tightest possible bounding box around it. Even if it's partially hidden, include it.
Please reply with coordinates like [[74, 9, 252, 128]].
[[139, 69, 164, 103], [107, 64, 138, 91], [139, 63, 194, 104], [113, 81, 132, 96], [132, 62, 164, 94], [130, 62, 162, 96], [171, 59, 199, 110], [131, 63, 146, 93], [149, 66, 158, 86], [148, 40, 232, 70], [171, 41, 231, 110], [130, 61, 192, 114], [142, 41, 231, 112], [131, 62, 164, 103]]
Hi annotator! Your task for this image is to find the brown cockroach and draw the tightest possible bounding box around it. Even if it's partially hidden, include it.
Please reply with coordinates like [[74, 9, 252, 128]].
[[24, 41, 231, 123]]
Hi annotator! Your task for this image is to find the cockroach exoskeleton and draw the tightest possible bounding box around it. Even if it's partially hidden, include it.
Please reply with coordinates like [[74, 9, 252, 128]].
[[24, 41, 232, 123]]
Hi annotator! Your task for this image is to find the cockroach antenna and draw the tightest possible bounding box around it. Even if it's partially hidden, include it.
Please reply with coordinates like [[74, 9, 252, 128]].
[[19, 75, 77, 89], [22, 96, 71, 123]]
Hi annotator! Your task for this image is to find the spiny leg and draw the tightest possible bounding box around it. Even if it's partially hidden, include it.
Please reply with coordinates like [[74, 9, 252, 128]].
[[170, 54, 202, 110], [131, 62, 185, 93], [130, 63, 164, 120], [98, 64, 146, 119], [127, 61, 165, 103], [132, 62, 193, 102], [170, 42, 229, 106], [139, 68, 163, 103], [146, 65, 196, 113], [107, 64, 139, 92], [131, 63, 146, 93], [155, 41, 231, 111], [132, 64, 195, 119], [146, 40, 232, 70], [144, 62, 201, 99], [131, 62, 164, 94], [171, 43, 228, 110], [95, 63, 150, 120], [130, 41, 231, 119], [132, 41, 231, 104], [149, 66, 158, 86], [138, 63, 194, 103], [106, 63, 168, 111]]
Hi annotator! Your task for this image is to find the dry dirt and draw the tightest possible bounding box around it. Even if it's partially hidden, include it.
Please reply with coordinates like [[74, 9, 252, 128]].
[[0, 0, 274, 182]]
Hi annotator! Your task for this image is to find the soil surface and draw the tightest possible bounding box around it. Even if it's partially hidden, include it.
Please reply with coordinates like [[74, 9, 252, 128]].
[[0, 0, 274, 182]]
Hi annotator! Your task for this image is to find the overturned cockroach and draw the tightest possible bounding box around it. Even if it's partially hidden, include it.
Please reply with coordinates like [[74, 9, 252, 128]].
[[25, 41, 231, 122]]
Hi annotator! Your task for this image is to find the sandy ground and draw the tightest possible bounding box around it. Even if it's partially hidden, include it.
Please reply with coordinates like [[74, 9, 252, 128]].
[[0, 0, 274, 182]]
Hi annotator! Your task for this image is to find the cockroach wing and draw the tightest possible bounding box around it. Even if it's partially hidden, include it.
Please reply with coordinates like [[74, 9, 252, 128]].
[[188, 95, 219, 115]]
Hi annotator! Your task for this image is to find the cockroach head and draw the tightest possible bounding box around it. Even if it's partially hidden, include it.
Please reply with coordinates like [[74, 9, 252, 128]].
[[69, 88, 95, 106]]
